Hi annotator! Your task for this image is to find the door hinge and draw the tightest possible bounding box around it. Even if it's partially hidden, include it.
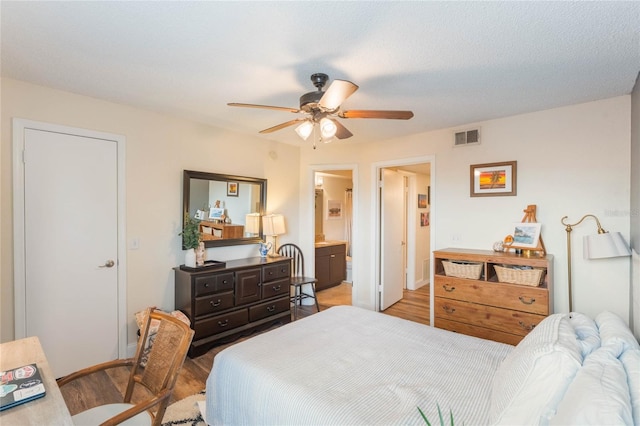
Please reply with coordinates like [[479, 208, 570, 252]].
[[22, 149, 26, 164], [378, 284, 383, 292]]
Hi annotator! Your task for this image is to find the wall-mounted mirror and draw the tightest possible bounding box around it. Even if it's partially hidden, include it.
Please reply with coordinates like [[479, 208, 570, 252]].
[[183, 170, 267, 248]]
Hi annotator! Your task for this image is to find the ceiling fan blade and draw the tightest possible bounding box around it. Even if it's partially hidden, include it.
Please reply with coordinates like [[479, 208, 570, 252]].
[[259, 119, 305, 134], [228, 103, 301, 113], [319, 80, 359, 110], [340, 110, 414, 120], [333, 120, 353, 139]]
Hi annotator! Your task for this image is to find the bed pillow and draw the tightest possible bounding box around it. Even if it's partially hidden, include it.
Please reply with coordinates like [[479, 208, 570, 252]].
[[596, 311, 640, 356], [489, 314, 583, 425], [569, 312, 600, 357], [550, 346, 633, 425], [620, 349, 640, 423]]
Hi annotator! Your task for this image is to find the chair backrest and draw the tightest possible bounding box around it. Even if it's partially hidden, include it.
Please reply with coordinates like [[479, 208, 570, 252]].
[[277, 243, 306, 277], [126, 308, 194, 425]]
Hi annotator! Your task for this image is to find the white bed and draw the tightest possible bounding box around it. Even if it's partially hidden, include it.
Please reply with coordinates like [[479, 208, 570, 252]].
[[205, 305, 640, 425]]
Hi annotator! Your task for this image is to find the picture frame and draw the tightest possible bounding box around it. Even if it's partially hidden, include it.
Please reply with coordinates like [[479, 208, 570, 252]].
[[418, 194, 427, 209], [227, 181, 239, 197], [470, 161, 517, 197], [420, 212, 430, 227], [506, 222, 542, 249], [327, 200, 342, 220], [209, 207, 224, 220], [195, 209, 206, 220]]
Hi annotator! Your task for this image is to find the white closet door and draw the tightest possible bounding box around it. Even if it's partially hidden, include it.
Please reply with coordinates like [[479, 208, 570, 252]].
[[24, 128, 119, 378]]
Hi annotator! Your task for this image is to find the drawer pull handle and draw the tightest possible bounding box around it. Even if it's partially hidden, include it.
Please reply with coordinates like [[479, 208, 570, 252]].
[[519, 296, 536, 305], [217, 320, 229, 327], [204, 283, 209, 288], [442, 305, 456, 314], [210, 299, 221, 307], [222, 280, 228, 284], [519, 321, 536, 331], [272, 285, 281, 291], [443, 285, 455, 292], [267, 305, 276, 312], [330, 254, 336, 258], [269, 271, 274, 275]]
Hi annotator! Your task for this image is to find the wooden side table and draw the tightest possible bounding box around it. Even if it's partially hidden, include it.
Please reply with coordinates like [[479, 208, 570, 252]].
[[0, 336, 73, 424]]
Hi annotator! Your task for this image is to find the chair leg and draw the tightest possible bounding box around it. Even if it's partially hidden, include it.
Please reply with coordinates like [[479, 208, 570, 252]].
[[312, 283, 320, 313]]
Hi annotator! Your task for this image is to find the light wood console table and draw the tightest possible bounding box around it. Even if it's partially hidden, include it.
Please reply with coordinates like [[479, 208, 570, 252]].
[[0, 336, 73, 424]]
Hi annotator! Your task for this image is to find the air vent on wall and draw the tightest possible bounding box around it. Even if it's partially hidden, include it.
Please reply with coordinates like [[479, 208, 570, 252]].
[[454, 128, 480, 146]]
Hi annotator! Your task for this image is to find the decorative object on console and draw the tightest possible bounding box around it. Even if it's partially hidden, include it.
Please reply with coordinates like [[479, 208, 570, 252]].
[[560, 214, 631, 312], [180, 214, 202, 268], [502, 205, 546, 256], [259, 242, 272, 258], [470, 161, 517, 197], [262, 214, 286, 256]]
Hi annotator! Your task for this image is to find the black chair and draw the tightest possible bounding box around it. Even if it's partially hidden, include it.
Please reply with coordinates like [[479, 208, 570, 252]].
[[277, 243, 320, 320]]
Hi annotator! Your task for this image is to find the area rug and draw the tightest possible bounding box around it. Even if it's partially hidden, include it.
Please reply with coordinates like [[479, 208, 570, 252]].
[[161, 391, 206, 426]]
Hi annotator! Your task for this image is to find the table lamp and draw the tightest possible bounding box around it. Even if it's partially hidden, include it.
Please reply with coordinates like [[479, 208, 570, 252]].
[[262, 214, 286, 256]]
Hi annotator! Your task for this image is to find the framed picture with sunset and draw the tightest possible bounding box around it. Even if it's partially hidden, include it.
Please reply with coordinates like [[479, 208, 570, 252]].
[[470, 161, 517, 197]]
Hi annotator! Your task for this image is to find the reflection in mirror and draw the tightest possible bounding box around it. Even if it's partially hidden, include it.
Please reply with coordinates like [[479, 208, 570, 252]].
[[183, 170, 267, 248]]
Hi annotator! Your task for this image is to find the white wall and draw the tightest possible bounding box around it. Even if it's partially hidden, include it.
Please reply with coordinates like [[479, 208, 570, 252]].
[[630, 73, 640, 337], [317, 173, 352, 242], [0, 78, 301, 344], [299, 96, 632, 322]]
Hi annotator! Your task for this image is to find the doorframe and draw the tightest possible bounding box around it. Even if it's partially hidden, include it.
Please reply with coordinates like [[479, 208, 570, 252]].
[[373, 155, 435, 319], [308, 164, 358, 302], [12, 118, 128, 358]]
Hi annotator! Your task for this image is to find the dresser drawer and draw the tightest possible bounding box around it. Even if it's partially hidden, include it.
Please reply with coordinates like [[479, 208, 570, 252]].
[[263, 262, 290, 282], [194, 292, 234, 317], [262, 277, 289, 299], [434, 297, 545, 337], [434, 276, 549, 315], [249, 297, 290, 322], [194, 272, 234, 296], [194, 310, 249, 339]]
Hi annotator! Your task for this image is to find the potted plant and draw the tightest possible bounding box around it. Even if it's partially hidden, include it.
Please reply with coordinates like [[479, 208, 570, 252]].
[[180, 214, 201, 267]]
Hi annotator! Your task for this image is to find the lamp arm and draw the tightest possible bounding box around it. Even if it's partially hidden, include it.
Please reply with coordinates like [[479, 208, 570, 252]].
[[561, 214, 607, 234]]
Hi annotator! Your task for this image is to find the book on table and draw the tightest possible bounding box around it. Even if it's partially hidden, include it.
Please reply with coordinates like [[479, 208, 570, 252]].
[[0, 363, 46, 411]]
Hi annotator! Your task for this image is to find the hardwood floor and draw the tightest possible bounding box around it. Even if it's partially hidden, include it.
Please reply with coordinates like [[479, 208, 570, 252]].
[[60, 282, 430, 416]]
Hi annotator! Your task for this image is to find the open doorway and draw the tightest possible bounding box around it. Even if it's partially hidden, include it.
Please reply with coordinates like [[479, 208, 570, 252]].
[[313, 169, 354, 308], [375, 158, 433, 324]]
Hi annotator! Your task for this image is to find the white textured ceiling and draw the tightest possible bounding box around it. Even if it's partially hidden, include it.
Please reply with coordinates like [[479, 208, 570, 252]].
[[2, 1, 639, 146]]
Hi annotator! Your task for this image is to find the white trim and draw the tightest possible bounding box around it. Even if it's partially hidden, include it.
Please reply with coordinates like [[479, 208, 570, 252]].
[[372, 155, 435, 321], [12, 118, 128, 359]]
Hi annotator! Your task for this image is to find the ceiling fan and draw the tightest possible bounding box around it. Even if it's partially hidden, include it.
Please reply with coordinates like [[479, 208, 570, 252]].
[[228, 73, 414, 146]]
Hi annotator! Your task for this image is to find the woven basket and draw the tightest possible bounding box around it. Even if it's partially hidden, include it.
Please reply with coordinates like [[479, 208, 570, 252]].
[[442, 261, 483, 280], [494, 265, 544, 287]]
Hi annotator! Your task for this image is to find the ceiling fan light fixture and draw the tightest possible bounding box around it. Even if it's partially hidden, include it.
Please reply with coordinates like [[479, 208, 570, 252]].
[[320, 117, 337, 139], [295, 120, 313, 140]]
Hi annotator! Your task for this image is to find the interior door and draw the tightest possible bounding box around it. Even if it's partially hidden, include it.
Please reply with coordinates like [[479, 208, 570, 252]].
[[380, 169, 405, 310], [22, 127, 119, 378]]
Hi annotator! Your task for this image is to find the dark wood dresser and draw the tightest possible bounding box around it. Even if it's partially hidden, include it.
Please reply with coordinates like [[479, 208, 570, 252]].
[[175, 256, 291, 357]]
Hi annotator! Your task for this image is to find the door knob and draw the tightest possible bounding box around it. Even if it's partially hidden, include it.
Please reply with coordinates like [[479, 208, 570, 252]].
[[99, 260, 115, 268]]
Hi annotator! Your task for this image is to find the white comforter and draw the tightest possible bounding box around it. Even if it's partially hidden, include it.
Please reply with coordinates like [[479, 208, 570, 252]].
[[205, 305, 513, 425]]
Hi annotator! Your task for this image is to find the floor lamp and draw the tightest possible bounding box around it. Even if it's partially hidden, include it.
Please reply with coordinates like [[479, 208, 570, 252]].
[[561, 214, 631, 312]]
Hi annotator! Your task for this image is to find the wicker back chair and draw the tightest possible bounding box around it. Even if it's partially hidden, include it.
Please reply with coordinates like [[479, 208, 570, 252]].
[[277, 243, 320, 320], [57, 308, 194, 426]]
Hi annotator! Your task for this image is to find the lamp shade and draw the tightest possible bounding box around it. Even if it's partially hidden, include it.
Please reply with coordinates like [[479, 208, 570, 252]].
[[295, 121, 313, 140], [245, 213, 261, 235], [262, 214, 286, 236], [583, 232, 631, 259]]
